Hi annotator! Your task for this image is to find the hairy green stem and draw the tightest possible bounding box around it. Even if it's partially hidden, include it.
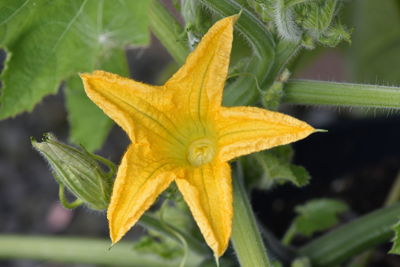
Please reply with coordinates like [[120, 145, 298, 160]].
[[283, 80, 400, 109], [0, 235, 184, 266], [298, 203, 400, 266], [148, 0, 189, 65], [231, 164, 271, 267]]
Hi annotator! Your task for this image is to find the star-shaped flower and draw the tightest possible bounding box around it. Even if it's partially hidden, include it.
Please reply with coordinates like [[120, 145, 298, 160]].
[[80, 15, 315, 256]]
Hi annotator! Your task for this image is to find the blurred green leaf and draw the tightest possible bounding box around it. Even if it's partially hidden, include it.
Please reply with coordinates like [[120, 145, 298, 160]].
[[292, 199, 349, 237], [291, 257, 311, 267], [0, 0, 150, 119], [244, 145, 310, 190], [350, 0, 400, 83], [65, 49, 129, 151], [390, 220, 400, 255]]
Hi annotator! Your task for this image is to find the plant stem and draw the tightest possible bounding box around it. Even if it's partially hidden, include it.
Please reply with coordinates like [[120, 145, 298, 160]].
[[0, 235, 184, 267], [298, 203, 400, 266], [148, 0, 189, 65], [231, 164, 271, 267], [283, 80, 400, 109]]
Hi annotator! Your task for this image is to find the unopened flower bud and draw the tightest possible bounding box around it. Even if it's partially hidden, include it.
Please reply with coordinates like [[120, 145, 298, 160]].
[[32, 133, 115, 210]]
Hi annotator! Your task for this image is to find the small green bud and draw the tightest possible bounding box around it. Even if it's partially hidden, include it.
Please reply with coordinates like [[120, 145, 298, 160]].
[[263, 69, 291, 110], [252, 0, 351, 48], [32, 133, 115, 210], [318, 20, 351, 47]]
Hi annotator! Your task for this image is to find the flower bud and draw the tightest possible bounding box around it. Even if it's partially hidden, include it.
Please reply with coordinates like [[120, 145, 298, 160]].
[[32, 133, 115, 210], [248, 0, 351, 48]]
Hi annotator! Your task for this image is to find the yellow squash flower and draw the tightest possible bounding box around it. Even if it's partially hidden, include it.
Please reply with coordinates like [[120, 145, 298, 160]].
[[80, 15, 315, 256]]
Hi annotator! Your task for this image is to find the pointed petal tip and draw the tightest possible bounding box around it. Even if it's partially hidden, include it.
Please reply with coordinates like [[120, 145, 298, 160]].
[[315, 128, 328, 133], [109, 227, 123, 246], [226, 14, 239, 27], [215, 242, 229, 258], [234, 10, 242, 22]]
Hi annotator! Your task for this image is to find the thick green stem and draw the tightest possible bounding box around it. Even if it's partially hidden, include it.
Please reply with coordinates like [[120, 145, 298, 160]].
[[283, 80, 400, 109], [349, 171, 400, 267], [0, 235, 183, 266], [231, 164, 271, 267], [298, 203, 400, 266], [148, 0, 189, 65]]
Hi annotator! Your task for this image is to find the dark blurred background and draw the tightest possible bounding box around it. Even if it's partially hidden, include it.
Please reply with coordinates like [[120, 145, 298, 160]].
[[1, 0, 400, 266]]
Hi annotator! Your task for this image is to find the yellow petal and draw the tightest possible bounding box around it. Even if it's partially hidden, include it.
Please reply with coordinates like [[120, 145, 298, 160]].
[[107, 144, 175, 244], [165, 16, 237, 121], [80, 71, 181, 146], [175, 162, 232, 256], [217, 106, 315, 161]]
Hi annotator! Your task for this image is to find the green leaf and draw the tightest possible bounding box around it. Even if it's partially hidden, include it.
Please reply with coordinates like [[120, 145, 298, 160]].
[[389, 220, 400, 255], [293, 199, 349, 237], [0, 0, 37, 45], [244, 145, 311, 190], [0, 0, 150, 119], [350, 0, 400, 83], [65, 49, 129, 152], [291, 257, 311, 267]]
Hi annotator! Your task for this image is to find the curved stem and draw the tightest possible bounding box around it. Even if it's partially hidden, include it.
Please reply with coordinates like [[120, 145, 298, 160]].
[[0, 235, 183, 266], [231, 163, 271, 267], [58, 184, 83, 209], [298, 203, 400, 266], [199, 0, 275, 106], [283, 79, 400, 109], [148, 0, 189, 65], [159, 201, 189, 267]]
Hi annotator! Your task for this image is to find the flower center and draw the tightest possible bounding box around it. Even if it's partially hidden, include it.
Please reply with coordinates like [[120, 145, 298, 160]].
[[187, 138, 215, 166]]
